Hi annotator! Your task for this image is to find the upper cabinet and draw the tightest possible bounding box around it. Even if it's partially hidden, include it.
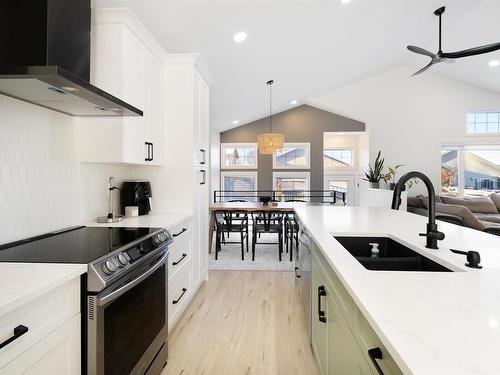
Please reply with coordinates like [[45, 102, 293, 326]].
[[76, 9, 167, 165], [164, 54, 213, 168]]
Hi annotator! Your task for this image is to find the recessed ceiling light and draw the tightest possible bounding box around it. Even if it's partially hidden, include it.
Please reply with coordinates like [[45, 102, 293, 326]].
[[489, 59, 500, 67], [232, 120, 240, 125], [341, 0, 352, 4], [233, 32, 247, 43], [291, 100, 298, 105]]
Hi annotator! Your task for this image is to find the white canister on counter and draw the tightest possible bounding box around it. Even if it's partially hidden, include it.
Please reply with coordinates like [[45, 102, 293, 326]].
[[125, 206, 139, 217]]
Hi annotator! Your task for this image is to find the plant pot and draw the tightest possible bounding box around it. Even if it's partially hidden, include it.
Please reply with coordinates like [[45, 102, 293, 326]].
[[369, 182, 380, 189]]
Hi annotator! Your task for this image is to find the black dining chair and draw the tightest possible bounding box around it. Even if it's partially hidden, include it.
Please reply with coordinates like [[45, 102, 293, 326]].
[[226, 200, 248, 239], [214, 210, 249, 260], [284, 200, 304, 261], [250, 211, 284, 261]]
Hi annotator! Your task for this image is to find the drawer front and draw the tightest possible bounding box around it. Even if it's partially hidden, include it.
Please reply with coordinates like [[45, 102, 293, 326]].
[[353, 307, 403, 375], [0, 314, 80, 375], [0, 278, 80, 368], [168, 258, 192, 328], [169, 219, 193, 242], [168, 235, 192, 279]]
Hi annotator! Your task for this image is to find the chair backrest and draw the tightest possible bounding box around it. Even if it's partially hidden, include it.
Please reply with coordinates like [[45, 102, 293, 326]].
[[251, 211, 283, 231]]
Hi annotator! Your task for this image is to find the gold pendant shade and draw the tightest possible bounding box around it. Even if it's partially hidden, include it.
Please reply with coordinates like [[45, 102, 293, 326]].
[[257, 133, 284, 154], [257, 79, 284, 155]]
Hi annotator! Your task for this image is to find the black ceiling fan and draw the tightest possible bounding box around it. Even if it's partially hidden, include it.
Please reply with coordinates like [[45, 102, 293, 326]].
[[408, 6, 500, 76]]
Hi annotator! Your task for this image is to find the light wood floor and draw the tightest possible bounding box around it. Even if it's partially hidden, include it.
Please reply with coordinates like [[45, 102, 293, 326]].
[[162, 270, 320, 375]]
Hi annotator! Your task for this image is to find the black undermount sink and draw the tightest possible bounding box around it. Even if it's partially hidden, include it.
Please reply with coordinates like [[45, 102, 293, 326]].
[[334, 236, 453, 272]]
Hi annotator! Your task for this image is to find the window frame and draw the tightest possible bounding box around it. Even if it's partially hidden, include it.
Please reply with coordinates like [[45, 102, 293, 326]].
[[441, 144, 500, 198], [272, 142, 311, 169], [272, 171, 311, 201], [466, 111, 500, 136], [220, 143, 258, 169], [323, 147, 356, 170], [220, 171, 258, 201]]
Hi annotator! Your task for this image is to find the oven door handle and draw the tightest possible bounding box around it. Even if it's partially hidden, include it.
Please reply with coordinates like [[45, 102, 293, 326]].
[[97, 251, 168, 307]]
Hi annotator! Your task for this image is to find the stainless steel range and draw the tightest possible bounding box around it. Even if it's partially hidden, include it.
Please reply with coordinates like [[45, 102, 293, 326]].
[[0, 226, 172, 375]]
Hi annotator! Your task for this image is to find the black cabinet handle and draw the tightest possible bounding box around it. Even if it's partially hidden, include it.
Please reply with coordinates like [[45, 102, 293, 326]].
[[145, 142, 153, 161], [294, 267, 301, 278], [172, 288, 187, 304], [368, 347, 384, 375], [0, 325, 29, 349], [172, 228, 187, 237], [200, 149, 206, 165], [172, 253, 187, 266], [200, 169, 206, 185], [318, 285, 326, 323], [150, 142, 154, 161]]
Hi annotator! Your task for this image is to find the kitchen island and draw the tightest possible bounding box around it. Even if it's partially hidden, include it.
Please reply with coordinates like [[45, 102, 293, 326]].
[[294, 205, 500, 375]]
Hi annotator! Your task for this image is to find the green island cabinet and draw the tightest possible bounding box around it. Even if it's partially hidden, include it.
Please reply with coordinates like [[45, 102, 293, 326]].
[[311, 243, 403, 375]]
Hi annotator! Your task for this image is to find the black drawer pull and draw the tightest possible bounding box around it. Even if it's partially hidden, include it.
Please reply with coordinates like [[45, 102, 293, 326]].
[[294, 267, 301, 278], [172, 288, 187, 304], [318, 285, 326, 323], [368, 347, 384, 375], [0, 325, 29, 349], [172, 228, 187, 237], [173, 253, 187, 266]]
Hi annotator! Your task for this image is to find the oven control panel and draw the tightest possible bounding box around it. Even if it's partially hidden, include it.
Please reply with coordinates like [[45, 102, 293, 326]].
[[89, 229, 172, 291]]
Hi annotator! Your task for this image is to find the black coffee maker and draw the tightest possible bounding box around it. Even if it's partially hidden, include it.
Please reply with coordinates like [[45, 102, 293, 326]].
[[120, 181, 153, 216]]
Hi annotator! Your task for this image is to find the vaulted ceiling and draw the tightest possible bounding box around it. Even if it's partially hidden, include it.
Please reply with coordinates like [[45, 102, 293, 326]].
[[92, 0, 500, 131]]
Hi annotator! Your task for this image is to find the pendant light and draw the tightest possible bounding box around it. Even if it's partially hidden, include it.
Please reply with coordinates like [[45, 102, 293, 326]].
[[257, 80, 284, 154]]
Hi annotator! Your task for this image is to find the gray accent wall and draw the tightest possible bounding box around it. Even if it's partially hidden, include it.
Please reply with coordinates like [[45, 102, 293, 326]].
[[220, 104, 365, 191]]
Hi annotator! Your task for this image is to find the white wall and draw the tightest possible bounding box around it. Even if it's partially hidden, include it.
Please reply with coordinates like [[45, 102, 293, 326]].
[[0, 96, 144, 244], [308, 66, 500, 196], [209, 128, 220, 201]]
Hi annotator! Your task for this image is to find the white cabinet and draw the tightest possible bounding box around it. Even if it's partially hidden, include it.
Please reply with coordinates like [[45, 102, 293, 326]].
[[0, 315, 81, 375], [77, 8, 166, 165], [0, 278, 81, 375]]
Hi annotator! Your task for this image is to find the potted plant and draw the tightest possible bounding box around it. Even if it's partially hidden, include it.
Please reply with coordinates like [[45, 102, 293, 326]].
[[382, 165, 404, 190], [363, 151, 384, 189]]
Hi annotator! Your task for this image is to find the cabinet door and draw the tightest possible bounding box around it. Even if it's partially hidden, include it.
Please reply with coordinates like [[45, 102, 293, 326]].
[[327, 297, 372, 375], [0, 314, 81, 375], [191, 168, 208, 288], [143, 51, 164, 164], [192, 71, 202, 166], [312, 260, 328, 375]]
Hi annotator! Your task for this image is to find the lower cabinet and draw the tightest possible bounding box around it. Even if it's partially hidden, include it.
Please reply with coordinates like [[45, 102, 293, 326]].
[[0, 277, 81, 375], [312, 247, 402, 375], [0, 315, 80, 375], [312, 259, 370, 375]]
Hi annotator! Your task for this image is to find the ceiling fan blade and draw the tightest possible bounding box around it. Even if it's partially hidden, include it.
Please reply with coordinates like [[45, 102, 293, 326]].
[[411, 60, 440, 76], [407, 45, 437, 58], [441, 42, 500, 59]]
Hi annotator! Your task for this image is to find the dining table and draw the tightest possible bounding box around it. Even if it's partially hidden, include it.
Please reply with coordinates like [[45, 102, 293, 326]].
[[208, 201, 300, 254]]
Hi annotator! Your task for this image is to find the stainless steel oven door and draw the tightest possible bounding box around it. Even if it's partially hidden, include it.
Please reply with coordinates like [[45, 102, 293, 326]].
[[88, 248, 168, 375]]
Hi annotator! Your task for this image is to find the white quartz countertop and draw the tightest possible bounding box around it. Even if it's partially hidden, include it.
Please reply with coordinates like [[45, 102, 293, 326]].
[[87, 211, 192, 230], [0, 263, 86, 317], [293, 205, 500, 375]]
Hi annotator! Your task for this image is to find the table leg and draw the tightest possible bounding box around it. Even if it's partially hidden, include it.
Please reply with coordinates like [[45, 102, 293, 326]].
[[208, 211, 215, 254]]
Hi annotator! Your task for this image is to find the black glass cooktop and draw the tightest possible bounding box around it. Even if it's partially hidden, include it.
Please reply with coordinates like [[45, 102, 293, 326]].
[[0, 226, 161, 264]]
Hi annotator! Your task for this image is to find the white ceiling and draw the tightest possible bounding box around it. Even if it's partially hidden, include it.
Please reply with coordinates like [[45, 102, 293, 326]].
[[92, 0, 500, 131]]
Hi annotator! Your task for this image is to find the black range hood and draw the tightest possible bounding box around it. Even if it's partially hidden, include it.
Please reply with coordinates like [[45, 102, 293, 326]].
[[0, 0, 142, 117]]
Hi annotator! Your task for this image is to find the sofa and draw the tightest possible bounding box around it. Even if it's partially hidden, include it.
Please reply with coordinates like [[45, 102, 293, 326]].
[[407, 194, 500, 235]]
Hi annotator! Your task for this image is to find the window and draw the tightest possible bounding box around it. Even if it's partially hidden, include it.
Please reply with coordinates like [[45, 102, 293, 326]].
[[323, 148, 354, 169], [221, 143, 258, 169], [467, 112, 500, 134], [441, 146, 500, 197], [441, 150, 459, 196], [273, 143, 310, 169], [220, 171, 258, 201], [273, 172, 310, 201]]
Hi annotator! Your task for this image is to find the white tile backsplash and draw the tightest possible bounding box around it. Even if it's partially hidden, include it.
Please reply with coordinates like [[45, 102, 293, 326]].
[[0, 95, 138, 244]]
